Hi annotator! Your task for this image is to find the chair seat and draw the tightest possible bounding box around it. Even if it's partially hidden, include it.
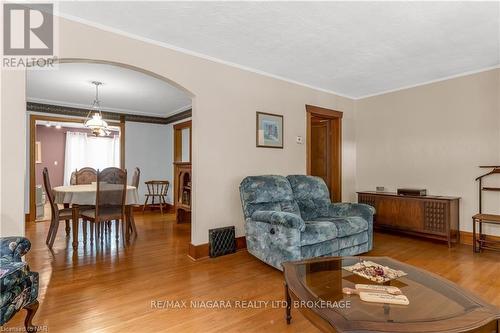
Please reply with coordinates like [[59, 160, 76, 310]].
[[57, 208, 73, 219], [81, 207, 123, 221]]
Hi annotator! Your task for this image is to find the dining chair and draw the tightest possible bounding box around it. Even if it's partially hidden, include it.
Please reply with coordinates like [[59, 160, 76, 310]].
[[70, 171, 77, 185], [131, 167, 140, 189], [75, 167, 97, 184], [143, 180, 170, 214], [128, 167, 140, 235], [42, 167, 78, 248], [81, 167, 128, 242]]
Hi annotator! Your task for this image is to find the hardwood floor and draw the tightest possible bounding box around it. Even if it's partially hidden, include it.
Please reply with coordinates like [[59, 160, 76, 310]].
[[5, 212, 500, 332]]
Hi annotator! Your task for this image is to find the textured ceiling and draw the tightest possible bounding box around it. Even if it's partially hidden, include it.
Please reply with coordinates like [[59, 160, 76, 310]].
[[27, 62, 192, 116], [58, 1, 500, 98]]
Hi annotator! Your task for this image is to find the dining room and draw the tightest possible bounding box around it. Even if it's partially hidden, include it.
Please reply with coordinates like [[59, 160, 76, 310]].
[[25, 61, 193, 251]]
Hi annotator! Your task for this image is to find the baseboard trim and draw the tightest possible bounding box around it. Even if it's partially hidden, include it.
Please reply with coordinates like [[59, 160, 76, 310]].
[[134, 204, 174, 213], [188, 236, 247, 260], [459, 231, 500, 246]]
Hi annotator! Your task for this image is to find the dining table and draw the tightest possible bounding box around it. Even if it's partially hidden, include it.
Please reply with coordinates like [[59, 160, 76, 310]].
[[53, 184, 140, 249]]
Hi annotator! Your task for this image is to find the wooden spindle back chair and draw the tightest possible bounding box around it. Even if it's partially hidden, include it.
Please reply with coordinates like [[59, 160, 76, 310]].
[[143, 180, 169, 214]]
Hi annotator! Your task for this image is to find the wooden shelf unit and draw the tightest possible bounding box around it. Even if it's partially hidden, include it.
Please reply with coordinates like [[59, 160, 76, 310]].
[[473, 166, 500, 252], [174, 162, 191, 223], [358, 191, 460, 247]]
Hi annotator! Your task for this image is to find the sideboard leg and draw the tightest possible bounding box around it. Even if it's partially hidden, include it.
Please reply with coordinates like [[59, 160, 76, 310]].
[[284, 283, 292, 324]]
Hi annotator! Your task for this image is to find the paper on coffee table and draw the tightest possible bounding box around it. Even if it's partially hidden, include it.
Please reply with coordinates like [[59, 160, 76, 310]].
[[343, 260, 407, 283]]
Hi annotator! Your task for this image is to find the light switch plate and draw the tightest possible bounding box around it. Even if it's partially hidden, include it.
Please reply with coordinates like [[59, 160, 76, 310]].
[[296, 136, 303, 144]]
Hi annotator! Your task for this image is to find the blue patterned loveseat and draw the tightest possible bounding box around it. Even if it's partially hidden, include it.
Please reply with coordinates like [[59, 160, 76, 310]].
[[0, 237, 39, 331], [239, 175, 375, 270]]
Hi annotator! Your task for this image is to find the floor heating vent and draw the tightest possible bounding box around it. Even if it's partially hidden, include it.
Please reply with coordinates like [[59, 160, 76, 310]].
[[209, 226, 236, 258]]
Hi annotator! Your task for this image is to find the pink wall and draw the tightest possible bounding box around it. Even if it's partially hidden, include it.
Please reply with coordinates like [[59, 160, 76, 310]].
[[35, 125, 66, 187]]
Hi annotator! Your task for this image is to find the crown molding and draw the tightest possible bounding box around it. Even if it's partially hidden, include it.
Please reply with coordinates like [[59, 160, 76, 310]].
[[27, 102, 191, 125], [356, 65, 500, 100], [56, 12, 357, 100], [56, 12, 500, 102], [26, 97, 191, 118]]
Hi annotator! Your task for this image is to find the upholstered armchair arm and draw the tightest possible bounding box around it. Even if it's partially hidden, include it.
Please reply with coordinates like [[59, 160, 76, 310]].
[[0, 237, 31, 263], [329, 203, 375, 220], [251, 211, 305, 232]]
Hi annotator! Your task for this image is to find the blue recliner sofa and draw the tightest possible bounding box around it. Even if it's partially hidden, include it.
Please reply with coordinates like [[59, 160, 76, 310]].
[[239, 175, 375, 270]]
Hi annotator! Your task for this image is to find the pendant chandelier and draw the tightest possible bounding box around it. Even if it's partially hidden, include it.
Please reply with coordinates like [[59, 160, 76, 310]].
[[84, 81, 109, 136]]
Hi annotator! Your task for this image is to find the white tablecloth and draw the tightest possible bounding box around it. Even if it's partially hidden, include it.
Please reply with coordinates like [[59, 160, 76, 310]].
[[53, 184, 139, 206]]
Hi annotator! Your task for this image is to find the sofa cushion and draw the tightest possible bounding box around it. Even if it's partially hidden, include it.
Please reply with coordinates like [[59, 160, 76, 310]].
[[287, 175, 330, 220], [240, 175, 300, 218], [300, 239, 339, 258], [330, 217, 368, 237], [301, 221, 338, 246], [338, 231, 369, 248]]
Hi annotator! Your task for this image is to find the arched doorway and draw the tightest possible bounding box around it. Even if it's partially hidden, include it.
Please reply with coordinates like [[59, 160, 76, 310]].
[[26, 58, 195, 250]]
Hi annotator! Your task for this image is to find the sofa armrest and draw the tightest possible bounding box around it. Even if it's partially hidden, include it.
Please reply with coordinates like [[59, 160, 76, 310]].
[[0, 237, 31, 263], [251, 211, 305, 231], [329, 203, 375, 221]]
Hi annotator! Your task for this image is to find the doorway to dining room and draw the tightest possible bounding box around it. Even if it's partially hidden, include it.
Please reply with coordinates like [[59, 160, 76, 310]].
[[29, 115, 124, 222], [25, 59, 194, 251]]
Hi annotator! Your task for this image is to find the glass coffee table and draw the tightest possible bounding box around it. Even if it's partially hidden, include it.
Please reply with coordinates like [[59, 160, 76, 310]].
[[283, 256, 500, 332]]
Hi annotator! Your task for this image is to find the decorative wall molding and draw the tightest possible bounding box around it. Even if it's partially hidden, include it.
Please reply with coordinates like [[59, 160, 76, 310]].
[[27, 102, 191, 125]]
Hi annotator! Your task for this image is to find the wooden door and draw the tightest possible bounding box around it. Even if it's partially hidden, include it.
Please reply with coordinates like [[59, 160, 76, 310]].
[[310, 117, 331, 191], [306, 105, 342, 202]]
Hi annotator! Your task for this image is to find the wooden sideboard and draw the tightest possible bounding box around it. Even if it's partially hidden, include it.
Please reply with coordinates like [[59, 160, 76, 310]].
[[357, 191, 460, 247]]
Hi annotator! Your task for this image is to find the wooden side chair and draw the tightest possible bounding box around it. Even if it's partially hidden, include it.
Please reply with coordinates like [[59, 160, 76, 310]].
[[81, 167, 127, 242], [126, 167, 140, 235], [131, 167, 140, 189], [75, 167, 97, 184], [143, 180, 169, 214], [70, 171, 77, 185], [42, 167, 78, 248]]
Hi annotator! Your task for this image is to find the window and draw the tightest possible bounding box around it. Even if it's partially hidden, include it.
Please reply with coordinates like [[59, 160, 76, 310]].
[[63, 131, 120, 185]]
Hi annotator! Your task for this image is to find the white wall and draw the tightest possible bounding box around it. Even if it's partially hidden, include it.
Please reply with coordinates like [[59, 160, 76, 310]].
[[355, 69, 500, 236], [1, 71, 27, 236], [1, 17, 356, 242], [125, 121, 173, 203]]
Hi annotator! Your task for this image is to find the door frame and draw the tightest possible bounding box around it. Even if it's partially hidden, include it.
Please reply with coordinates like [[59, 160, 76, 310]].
[[306, 105, 343, 202], [28, 114, 125, 222], [173, 120, 192, 163]]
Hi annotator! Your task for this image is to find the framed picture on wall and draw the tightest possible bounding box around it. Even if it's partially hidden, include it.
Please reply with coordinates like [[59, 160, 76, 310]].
[[256, 112, 283, 148]]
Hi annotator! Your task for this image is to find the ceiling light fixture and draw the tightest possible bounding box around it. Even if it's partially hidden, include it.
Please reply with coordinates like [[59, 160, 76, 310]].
[[55, 124, 61, 129], [84, 81, 109, 136]]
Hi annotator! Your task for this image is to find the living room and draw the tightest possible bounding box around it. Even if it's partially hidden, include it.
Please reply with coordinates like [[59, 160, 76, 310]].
[[1, 1, 499, 332]]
